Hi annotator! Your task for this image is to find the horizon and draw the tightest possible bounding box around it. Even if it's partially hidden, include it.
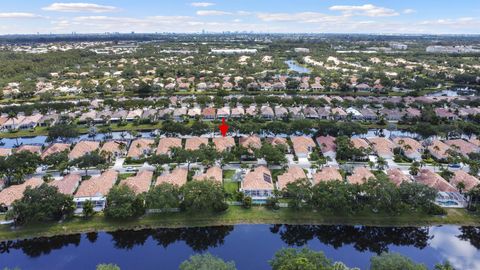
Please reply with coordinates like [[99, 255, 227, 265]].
[[0, 1, 479, 35]]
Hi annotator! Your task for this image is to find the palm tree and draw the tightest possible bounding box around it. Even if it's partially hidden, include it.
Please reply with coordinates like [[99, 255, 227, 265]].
[[7, 111, 19, 146], [376, 157, 388, 170], [456, 182, 466, 194]]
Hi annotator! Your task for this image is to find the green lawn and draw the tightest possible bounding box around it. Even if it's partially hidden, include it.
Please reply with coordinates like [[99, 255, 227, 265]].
[[224, 181, 239, 195], [223, 170, 236, 181], [1, 207, 479, 241]]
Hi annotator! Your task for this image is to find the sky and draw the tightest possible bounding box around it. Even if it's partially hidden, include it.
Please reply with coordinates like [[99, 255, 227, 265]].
[[0, 1, 479, 35]]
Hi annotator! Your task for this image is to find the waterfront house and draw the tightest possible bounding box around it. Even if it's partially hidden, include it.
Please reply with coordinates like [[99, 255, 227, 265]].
[[49, 174, 82, 195], [0, 177, 43, 210], [231, 107, 245, 118], [121, 170, 154, 195], [276, 166, 307, 191], [445, 139, 479, 157], [15, 145, 42, 155], [18, 114, 43, 130], [101, 140, 127, 159], [217, 106, 231, 119], [73, 170, 118, 212], [290, 136, 316, 158], [315, 135, 336, 160], [202, 107, 216, 121], [387, 168, 411, 186], [428, 140, 450, 160], [303, 107, 319, 119], [185, 137, 209, 151], [187, 107, 201, 118], [274, 106, 288, 119], [331, 108, 348, 120], [240, 136, 262, 152], [415, 169, 457, 192], [155, 168, 188, 187], [313, 167, 343, 184], [127, 138, 155, 159], [193, 166, 223, 183], [317, 107, 331, 120], [393, 137, 423, 161], [348, 167, 375, 185], [260, 106, 275, 120], [68, 141, 100, 160], [213, 137, 236, 152], [157, 138, 182, 156], [450, 170, 480, 192], [367, 137, 396, 159], [240, 166, 274, 201]]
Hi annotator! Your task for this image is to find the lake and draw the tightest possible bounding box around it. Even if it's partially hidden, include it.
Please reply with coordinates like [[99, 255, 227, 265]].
[[1, 224, 479, 270], [285, 60, 311, 74]]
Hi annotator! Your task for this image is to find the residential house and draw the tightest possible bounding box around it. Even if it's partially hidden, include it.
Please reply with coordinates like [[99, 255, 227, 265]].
[[202, 107, 216, 121], [348, 167, 375, 185], [194, 166, 223, 183], [288, 107, 303, 119], [387, 168, 411, 186], [445, 139, 479, 157], [173, 107, 187, 121], [290, 136, 316, 158], [415, 169, 457, 192], [111, 110, 128, 123], [15, 145, 42, 155], [428, 140, 450, 160], [127, 138, 155, 159], [38, 114, 59, 127], [18, 114, 43, 130], [276, 166, 307, 191], [367, 137, 396, 159], [2, 115, 26, 130], [245, 105, 258, 116], [73, 170, 118, 212], [331, 107, 347, 120], [240, 166, 274, 201], [450, 170, 480, 192], [101, 140, 127, 159], [315, 135, 336, 160], [185, 137, 209, 151], [0, 177, 43, 210], [240, 136, 262, 152], [393, 137, 423, 161], [122, 170, 154, 195], [217, 106, 231, 119], [303, 107, 319, 119], [49, 174, 82, 195], [313, 167, 343, 184], [351, 138, 370, 151], [68, 141, 100, 160], [231, 107, 245, 118], [260, 106, 275, 120], [346, 108, 363, 120], [155, 168, 188, 187], [359, 108, 377, 121], [213, 137, 236, 152], [274, 106, 288, 119], [0, 148, 12, 157], [435, 108, 458, 121]]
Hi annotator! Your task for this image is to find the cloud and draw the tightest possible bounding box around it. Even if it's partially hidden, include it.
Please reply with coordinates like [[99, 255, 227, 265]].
[[329, 4, 399, 17], [0, 12, 44, 19], [196, 10, 232, 16], [43, 3, 119, 13], [403, 9, 417, 14], [257, 12, 345, 23], [190, 2, 215, 7]]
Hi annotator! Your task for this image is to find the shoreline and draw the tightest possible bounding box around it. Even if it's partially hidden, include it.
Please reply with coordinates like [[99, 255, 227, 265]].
[[1, 206, 479, 242]]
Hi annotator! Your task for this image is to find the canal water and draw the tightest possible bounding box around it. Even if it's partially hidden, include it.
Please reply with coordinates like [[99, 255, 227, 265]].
[[0, 224, 479, 270], [285, 60, 311, 74]]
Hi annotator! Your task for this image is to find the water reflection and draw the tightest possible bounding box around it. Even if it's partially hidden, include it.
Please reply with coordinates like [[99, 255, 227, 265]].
[[270, 225, 431, 254], [0, 234, 81, 257]]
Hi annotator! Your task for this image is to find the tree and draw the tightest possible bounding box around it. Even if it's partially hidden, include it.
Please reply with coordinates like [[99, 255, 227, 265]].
[[82, 200, 95, 219], [72, 151, 107, 176], [370, 253, 427, 270], [285, 178, 313, 209], [376, 157, 388, 170], [181, 180, 228, 212], [409, 161, 420, 176], [105, 185, 145, 219], [96, 264, 121, 270], [255, 143, 287, 165], [179, 253, 236, 270], [43, 151, 69, 171], [47, 124, 79, 141], [145, 183, 181, 210], [0, 151, 41, 186], [434, 261, 456, 270], [242, 196, 252, 209], [7, 184, 75, 225], [269, 248, 350, 270]]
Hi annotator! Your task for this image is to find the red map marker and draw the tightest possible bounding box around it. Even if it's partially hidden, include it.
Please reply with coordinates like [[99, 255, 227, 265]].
[[219, 118, 229, 137]]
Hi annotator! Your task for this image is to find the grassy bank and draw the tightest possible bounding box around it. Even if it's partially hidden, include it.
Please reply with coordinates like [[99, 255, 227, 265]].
[[1, 207, 479, 241]]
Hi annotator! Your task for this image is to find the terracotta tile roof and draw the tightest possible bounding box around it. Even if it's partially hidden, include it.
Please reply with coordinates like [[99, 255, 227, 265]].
[[122, 170, 153, 194], [42, 143, 70, 159], [15, 145, 42, 155], [428, 140, 450, 160], [469, 138, 480, 147], [101, 141, 126, 155], [213, 137, 236, 152], [202, 107, 216, 117], [351, 138, 370, 149], [277, 166, 307, 190], [316, 135, 336, 154], [185, 137, 209, 151], [156, 138, 182, 155], [445, 139, 479, 156], [450, 170, 480, 192], [156, 168, 188, 187], [49, 174, 81, 195], [0, 177, 43, 206], [290, 136, 316, 156], [387, 168, 411, 186], [240, 136, 262, 150], [74, 170, 118, 198], [313, 167, 343, 184], [266, 137, 288, 148], [393, 137, 422, 156], [348, 167, 375, 185], [127, 138, 155, 158], [241, 166, 274, 191], [415, 169, 457, 192], [194, 166, 222, 182], [0, 148, 12, 157], [69, 141, 100, 160], [367, 137, 395, 157]]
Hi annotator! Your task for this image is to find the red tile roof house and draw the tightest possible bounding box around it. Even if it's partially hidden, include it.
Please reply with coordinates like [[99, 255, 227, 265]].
[[445, 139, 479, 157], [450, 170, 480, 192], [187, 107, 201, 118], [0, 148, 12, 157], [100, 140, 127, 159], [393, 137, 423, 161], [331, 107, 348, 120], [240, 166, 274, 201], [276, 166, 307, 191], [155, 168, 188, 187], [274, 106, 289, 119], [266, 137, 289, 152], [240, 136, 262, 153], [41, 143, 70, 159], [185, 137, 209, 151], [313, 167, 343, 184], [434, 108, 458, 121], [121, 170, 154, 195], [387, 168, 412, 186], [49, 174, 82, 195], [231, 107, 245, 119], [348, 167, 376, 185], [367, 137, 396, 159], [213, 137, 236, 152], [0, 177, 43, 210], [316, 135, 336, 160], [194, 166, 223, 183], [157, 138, 182, 156], [202, 107, 216, 121], [217, 107, 231, 119], [260, 106, 275, 120], [14, 145, 42, 155], [291, 136, 316, 158], [415, 169, 457, 192], [73, 170, 118, 213], [127, 138, 155, 160], [351, 138, 371, 152], [68, 141, 100, 160], [428, 140, 450, 160]]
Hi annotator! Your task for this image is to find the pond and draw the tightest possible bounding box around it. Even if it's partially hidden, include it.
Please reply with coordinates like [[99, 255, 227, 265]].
[[285, 60, 311, 74], [1, 224, 479, 270]]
